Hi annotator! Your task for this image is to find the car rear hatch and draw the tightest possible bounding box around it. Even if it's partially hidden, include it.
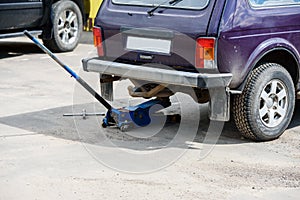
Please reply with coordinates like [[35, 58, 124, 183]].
[[94, 0, 221, 72]]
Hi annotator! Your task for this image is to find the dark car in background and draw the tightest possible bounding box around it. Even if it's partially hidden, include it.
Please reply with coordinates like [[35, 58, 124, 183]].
[[0, 0, 85, 52], [83, 0, 300, 141]]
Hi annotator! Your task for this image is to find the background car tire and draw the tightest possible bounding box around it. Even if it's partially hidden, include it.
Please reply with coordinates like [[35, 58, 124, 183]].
[[43, 0, 82, 52], [233, 63, 295, 141]]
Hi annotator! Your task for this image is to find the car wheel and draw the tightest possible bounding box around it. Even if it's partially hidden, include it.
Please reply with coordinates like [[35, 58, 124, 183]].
[[233, 63, 295, 141], [43, 0, 82, 52]]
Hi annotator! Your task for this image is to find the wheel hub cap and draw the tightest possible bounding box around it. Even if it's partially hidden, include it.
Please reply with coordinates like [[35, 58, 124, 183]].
[[266, 97, 274, 108]]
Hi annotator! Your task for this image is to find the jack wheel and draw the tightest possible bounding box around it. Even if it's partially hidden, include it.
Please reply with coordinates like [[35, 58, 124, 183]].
[[102, 123, 107, 128]]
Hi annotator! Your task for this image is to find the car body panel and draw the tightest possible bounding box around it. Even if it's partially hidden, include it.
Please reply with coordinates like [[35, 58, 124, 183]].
[[0, 0, 85, 36], [96, 0, 221, 70], [218, 0, 300, 87], [92, 0, 300, 89], [0, 0, 43, 30]]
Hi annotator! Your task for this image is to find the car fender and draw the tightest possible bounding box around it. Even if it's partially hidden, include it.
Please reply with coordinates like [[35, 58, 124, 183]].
[[237, 37, 300, 91]]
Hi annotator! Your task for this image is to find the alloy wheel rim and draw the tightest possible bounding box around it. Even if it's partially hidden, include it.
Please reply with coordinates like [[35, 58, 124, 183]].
[[259, 79, 288, 128], [57, 9, 78, 45]]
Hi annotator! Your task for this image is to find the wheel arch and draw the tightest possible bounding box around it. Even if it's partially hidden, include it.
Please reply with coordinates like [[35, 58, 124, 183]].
[[237, 38, 300, 92], [52, 0, 85, 19]]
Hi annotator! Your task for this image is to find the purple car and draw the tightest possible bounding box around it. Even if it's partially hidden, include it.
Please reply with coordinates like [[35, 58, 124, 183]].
[[82, 0, 300, 141]]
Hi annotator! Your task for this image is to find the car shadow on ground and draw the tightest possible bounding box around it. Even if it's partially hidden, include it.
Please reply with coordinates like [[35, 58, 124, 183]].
[[0, 41, 42, 59], [0, 95, 299, 152], [0, 102, 253, 148], [0, 101, 299, 149]]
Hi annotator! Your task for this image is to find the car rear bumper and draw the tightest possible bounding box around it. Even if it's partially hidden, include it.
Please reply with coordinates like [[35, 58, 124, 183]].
[[83, 58, 232, 88], [82, 58, 233, 121]]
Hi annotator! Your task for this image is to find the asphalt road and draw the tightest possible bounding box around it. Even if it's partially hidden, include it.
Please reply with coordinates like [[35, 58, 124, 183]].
[[0, 34, 299, 200]]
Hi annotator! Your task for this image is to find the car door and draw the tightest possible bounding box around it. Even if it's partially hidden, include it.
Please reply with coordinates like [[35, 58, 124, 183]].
[[0, 0, 43, 31]]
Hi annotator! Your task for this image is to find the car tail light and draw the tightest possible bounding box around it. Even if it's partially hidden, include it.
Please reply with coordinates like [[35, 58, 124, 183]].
[[93, 26, 104, 56], [195, 38, 215, 69]]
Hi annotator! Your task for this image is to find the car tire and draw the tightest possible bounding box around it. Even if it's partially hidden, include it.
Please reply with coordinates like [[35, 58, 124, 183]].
[[43, 0, 82, 52], [233, 63, 295, 141]]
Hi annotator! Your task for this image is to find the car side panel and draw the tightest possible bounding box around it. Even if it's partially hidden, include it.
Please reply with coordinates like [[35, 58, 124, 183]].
[[0, 0, 43, 31], [218, 0, 300, 88]]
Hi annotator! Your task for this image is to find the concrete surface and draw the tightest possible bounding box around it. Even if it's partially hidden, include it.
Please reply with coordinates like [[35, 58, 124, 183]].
[[0, 35, 299, 200]]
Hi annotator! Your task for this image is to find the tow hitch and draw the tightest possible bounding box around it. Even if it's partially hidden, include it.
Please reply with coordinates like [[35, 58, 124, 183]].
[[24, 31, 166, 131]]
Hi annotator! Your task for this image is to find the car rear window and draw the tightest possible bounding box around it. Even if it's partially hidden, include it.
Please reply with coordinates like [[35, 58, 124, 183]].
[[112, 0, 210, 10]]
